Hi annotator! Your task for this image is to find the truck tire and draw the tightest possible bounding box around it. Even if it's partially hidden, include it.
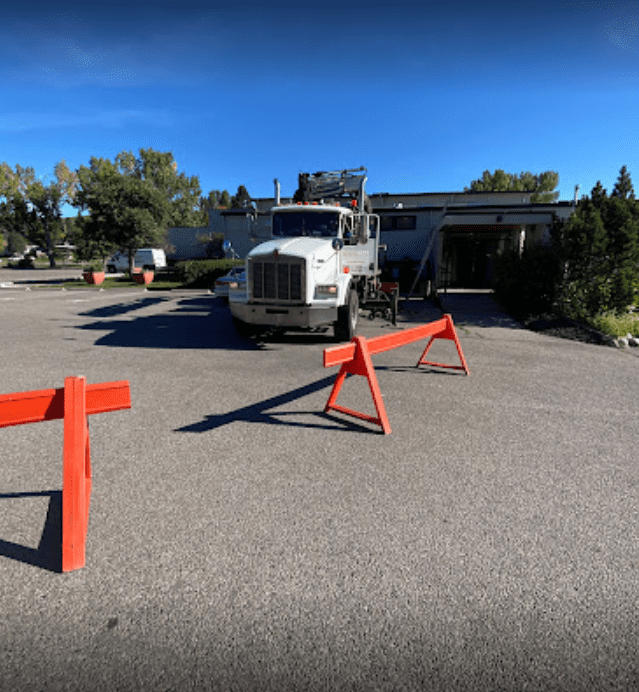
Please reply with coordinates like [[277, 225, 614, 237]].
[[334, 288, 359, 342]]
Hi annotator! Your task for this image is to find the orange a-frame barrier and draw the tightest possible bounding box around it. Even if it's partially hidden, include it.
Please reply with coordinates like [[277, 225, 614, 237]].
[[0, 377, 131, 572], [323, 314, 469, 435]]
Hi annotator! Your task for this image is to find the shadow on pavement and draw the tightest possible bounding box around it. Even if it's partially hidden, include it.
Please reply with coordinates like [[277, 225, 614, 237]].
[[175, 375, 377, 434], [77, 297, 267, 351], [0, 491, 62, 573], [439, 292, 523, 328], [397, 293, 522, 329], [79, 296, 169, 318], [375, 364, 464, 377]]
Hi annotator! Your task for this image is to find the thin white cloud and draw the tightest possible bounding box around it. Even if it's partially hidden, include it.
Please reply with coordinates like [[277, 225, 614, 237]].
[[563, 1, 639, 52], [605, 12, 639, 51]]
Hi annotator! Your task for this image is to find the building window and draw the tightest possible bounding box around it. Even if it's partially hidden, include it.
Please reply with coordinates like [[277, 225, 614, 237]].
[[395, 215, 416, 230], [380, 215, 417, 231]]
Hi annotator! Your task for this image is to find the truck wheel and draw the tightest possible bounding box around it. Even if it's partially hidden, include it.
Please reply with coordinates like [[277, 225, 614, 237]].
[[334, 289, 359, 342], [232, 317, 256, 338]]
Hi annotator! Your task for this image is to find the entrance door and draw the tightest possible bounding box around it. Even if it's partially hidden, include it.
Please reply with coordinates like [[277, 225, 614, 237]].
[[442, 234, 498, 289]]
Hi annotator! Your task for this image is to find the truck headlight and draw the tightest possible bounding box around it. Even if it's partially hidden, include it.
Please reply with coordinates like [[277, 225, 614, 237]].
[[316, 284, 338, 297]]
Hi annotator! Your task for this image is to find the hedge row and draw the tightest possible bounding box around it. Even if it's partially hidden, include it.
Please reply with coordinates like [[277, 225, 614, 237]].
[[174, 259, 244, 288]]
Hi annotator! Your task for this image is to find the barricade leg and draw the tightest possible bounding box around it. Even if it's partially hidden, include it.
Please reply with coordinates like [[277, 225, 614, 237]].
[[324, 337, 392, 434], [416, 314, 470, 375], [62, 376, 91, 572]]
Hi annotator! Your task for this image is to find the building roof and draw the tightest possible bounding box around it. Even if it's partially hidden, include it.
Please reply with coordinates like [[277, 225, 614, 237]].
[[374, 201, 573, 212]]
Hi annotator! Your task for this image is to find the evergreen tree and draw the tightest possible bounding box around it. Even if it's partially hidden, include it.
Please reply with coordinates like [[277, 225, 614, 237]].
[[606, 195, 639, 312], [554, 168, 639, 317], [611, 165, 635, 200], [200, 189, 232, 212], [609, 214, 639, 312], [230, 184, 251, 209], [219, 190, 231, 208], [590, 180, 608, 208], [557, 205, 610, 318]]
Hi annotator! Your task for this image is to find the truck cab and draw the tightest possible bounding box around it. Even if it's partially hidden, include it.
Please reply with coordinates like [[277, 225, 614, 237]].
[[229, 169, 393, 341]]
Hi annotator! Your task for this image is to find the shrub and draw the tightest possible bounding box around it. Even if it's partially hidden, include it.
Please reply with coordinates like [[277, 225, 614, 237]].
[[493, 245, 560, 319], [175, 259, 244, 288], [590, 312, 639, 337], [84, 260, 105, 272]]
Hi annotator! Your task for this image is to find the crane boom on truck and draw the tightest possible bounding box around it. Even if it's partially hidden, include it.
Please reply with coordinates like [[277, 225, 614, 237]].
[[229, 168, 398, 341]]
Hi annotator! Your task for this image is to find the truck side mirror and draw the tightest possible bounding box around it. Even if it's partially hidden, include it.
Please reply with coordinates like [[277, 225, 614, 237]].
[[332, 238, 344, 251]]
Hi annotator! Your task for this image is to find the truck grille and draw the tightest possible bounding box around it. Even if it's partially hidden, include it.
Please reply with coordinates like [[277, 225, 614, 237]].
[[250, 258, 304, 302]]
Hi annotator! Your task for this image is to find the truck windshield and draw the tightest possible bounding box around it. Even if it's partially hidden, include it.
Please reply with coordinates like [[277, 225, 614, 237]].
[[272, 211, 340, 238]]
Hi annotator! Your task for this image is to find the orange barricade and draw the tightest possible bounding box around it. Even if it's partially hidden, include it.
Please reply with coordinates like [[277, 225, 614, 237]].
[[323, 314, 469, 435], [0, 377, 131, 572]]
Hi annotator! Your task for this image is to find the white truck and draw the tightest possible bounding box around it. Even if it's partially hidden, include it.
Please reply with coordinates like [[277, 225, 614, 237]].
[[106, 248, 167, 273], [229, 168, 397, 341]]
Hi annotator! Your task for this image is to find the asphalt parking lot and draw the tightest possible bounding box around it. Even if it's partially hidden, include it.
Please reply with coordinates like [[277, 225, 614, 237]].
[[1, 277, 638, 691]]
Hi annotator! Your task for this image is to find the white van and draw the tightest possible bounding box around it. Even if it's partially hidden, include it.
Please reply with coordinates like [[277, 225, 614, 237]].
[[106, 248, 167, 273]]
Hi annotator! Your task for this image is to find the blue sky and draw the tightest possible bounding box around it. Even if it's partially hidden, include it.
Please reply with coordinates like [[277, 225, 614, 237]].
[[1, 0, 638, 213]]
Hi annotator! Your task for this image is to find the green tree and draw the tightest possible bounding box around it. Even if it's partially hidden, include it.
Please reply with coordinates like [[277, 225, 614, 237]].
[[200, 189, 232, 212], [75, 149, 204, 273], [588, 180, 608, 210], [75, 157, 165, 273], [465, 169, 560, 202], [7, 230, 28, 256], [605, 196, 639, 312], [230, 184, 251, 209], [66, 212, 110, 265], [0, 161, 76, 267], [553, 167, 639, 317], [219, 190, 231, 208], [115, 149, 205, 226], [0, 197, 29, 255], [611, 165, 635, 200], [0, 163, 35, 256], [553, 204, 610, 318], [24, 161, 78, 267]]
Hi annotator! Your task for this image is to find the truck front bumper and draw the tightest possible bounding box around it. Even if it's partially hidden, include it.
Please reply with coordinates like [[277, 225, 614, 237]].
[[230, 302, 338, 329]]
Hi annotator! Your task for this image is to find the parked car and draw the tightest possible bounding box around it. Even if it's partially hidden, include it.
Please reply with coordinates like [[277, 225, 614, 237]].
[[106, 248, 167, 273], [215, 266, 246, 300]]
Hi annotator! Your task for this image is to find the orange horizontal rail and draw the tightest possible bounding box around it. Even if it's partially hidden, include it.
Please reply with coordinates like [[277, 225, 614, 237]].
[[323, 317, 448, 367], [322, 314, 469, 435], [323, 343, 356, 368], [1, 377, 131, 572], [0, 381, 131, 429], [366, 317, 448, 356]]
